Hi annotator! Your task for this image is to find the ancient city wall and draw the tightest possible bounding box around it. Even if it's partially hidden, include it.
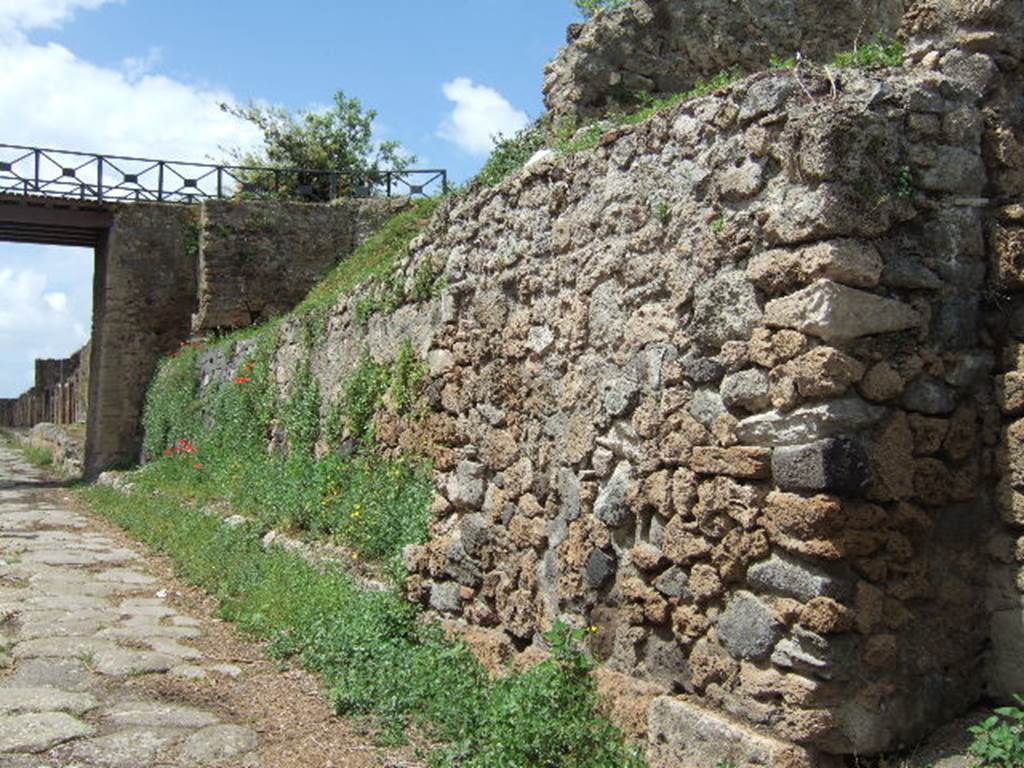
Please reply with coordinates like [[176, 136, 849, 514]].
[[543, 0, 909, 118], [0, 343, 90, 428], [193, 198, 411, 333], [167, 7, 1024, 762], [0, 196, 400, 474]]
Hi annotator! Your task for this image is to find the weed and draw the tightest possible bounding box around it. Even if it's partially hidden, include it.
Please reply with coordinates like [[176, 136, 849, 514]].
[[472, 123, 547, 188], [769, 54, 797, 69], [78, 485, 644, 767], [968, 696, 1024, 768], [657, 201, 672, 226], [833, 38, 905, 69], [894, 165, 914, 199], [711, 215, 727, 233], [21, 444, 54, 468]]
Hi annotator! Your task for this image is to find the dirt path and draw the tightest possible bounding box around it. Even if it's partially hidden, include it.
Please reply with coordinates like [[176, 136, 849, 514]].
[[0, 445, 420, 768]]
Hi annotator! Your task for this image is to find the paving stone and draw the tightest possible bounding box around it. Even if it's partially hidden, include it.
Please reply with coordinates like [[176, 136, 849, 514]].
[[94, 569, 157, 586], [145, 639, 202, 660], [91, 648, 180, 676], [0, 688, 97, 716], [11, 637, 115, 661], [771, 438, 871, 493], [100, 702, 219, 729], [716, 591, 782, 660], [747, 553, 851, 602], [179, 724, 258, 765], [5, 659, 97, 693], [0, 712, 95, 753], [64, 728, 184, 768]]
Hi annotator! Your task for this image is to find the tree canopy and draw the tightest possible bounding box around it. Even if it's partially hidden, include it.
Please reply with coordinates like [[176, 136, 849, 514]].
[[221, 91, 413, 200]]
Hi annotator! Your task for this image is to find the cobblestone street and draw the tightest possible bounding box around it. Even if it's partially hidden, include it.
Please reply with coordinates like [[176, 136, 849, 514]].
[[0, 445, 262, 766]]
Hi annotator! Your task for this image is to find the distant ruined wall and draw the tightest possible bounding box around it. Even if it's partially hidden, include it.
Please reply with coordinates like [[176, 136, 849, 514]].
[[193, 198, 411, 333], [192, 7, 1024, 764], [0, 343, 90, 429], [543, 0, 909, 118]]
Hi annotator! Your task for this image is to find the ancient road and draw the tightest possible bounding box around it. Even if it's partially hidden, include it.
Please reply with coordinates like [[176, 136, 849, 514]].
[[0, 444, 262, 766]]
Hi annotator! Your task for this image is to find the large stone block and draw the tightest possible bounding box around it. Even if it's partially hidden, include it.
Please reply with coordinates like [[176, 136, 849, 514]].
[[763, 280, 922, 343], [735, 398, 885, 447], [691, 446, 771, 479], [747, 553, 851, 602], [772, 439, 870, 493], [692, 270, 763, 348], [647, 696, 815, 768], [717, 591, 783, 660]]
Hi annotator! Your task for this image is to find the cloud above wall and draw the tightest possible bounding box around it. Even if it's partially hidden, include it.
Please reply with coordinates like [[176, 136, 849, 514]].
[[0, 260, 91, 397], [0, 0, 260, 397], [438, 77, 529, 156]]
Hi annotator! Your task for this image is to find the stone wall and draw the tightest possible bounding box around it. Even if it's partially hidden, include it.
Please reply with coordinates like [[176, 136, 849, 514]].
[[543, 0, 908, 118], [222, 13, 1024, 762], [25, 196, 402, 477], [193, 198, 411, 333], [0, 344, 90, 428]]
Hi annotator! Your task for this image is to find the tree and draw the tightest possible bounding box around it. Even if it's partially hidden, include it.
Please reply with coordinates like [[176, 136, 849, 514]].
[[575, 0, 631, 19], [220, 91, 414, 201]]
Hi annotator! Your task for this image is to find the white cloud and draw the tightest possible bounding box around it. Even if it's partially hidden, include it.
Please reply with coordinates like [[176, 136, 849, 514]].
[[438, 77, 529, 156], [0, 0, 263, 396], [0, 0, 122, 34]]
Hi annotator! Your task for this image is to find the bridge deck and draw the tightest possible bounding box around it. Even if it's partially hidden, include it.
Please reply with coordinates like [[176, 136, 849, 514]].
[[0, 194, 113, 247]]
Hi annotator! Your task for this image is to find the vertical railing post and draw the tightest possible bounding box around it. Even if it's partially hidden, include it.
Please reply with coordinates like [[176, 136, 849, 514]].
[[442, 170, 449, 195], [216, 166, 223, 199], [96, 156, 104, 202], [329, 172, 338, 200], [157, 161, 165, 202], [386, 172, 392, 198], [33, 149, 40, 194]]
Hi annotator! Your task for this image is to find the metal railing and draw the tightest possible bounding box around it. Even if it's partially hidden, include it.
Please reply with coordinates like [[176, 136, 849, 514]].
[[0, 143, 447, 204]]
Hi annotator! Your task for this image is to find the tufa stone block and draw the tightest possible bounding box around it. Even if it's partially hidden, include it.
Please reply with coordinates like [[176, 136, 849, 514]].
[[691, 446, 771, 479], [735, 398, 885, 447], [763, 279, 922, 343], [771, 439, 870, 494], [647, 696, 816, 768]]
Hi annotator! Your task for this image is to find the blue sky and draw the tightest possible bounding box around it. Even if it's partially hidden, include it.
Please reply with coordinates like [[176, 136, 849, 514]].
[[0, 0, 581, 397]]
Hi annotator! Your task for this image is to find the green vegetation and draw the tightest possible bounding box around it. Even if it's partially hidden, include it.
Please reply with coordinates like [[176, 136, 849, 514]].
[[221, 90, 414, 200], [472, 123, 548, 188], [80, 481, 646, 765], [969, 697, 1024, 768], [575, 0, 631, 18], [833, 38, 905, 69], [298, 197, 438, 325], [20, 444, 54, 469]]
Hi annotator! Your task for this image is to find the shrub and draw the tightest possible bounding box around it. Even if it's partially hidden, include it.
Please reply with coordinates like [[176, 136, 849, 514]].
[[221, 91, 414, 200], [969, 697, 1024, 768], [472, 123, 547, 188]]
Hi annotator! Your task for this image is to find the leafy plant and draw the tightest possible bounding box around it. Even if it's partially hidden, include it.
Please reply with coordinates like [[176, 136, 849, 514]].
[[833, 38, 905, 69], [968, 697, 1024, 768], [894, 165, 914, 199], [472, 123, 547, 188], [221, 91, 414, 200]]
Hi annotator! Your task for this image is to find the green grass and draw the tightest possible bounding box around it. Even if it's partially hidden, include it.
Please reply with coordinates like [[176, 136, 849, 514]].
[[24, 445, 54, 468], [833, 38, 905, 69], [78, 483, 646, 767], [295, 197, 439, 322]]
